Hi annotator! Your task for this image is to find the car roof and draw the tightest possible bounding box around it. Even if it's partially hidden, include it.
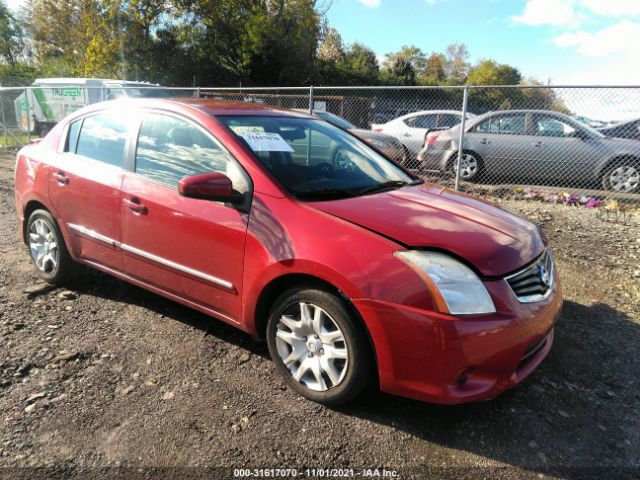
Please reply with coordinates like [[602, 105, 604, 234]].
[[601, 117, 640, 128], [74, 97, 315, 119], [164, 98, 314, 117], [468, 109, 572, 123], [33, 78, 159, 86], [396, 110, 464, 120], [476, 109, 566, 115]]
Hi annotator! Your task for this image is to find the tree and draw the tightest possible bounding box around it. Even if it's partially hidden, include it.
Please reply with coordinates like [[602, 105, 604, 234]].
[[27, 0, 124, 77], [422, 52, 446, 84], [466, 59, 522, 86], [466, 60, 524, 111], [384, 45, 426, 75], [444, 42, 469, 84], [317, 27, 344, 62], [341, 42, 379, 84], [0, 0, 24, 65], [521, 77, 572, 114], [381, 55, 416, 86], [179, 0, 322, 86]]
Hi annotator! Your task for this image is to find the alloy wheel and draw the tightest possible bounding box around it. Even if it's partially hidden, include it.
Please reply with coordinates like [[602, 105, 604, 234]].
[[29, 218, 58, 273], [608, 165, 639, 192], [275, 302, 349, 392], [455, 153, 479, 179]]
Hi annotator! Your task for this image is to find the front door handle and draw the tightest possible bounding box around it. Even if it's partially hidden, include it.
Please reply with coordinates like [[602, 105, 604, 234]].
[[403, 133, 412, 137], [123, 197, 148, 215], [532, 141, 544, 147], [52, 171, 69, 185]]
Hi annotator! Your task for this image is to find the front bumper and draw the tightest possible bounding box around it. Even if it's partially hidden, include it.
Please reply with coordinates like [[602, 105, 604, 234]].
[[353, 270, 563, 404]]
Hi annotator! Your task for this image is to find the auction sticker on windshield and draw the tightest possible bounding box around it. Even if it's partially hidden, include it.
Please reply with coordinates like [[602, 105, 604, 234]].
[[238, 131, 294, 152]]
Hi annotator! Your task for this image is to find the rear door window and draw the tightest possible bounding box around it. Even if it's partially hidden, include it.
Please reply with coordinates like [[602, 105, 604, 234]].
[[75, 113, 129, 167], [405, 115, 437, 129], [475, 114, 526, 135], [439, 114, 462, 128]]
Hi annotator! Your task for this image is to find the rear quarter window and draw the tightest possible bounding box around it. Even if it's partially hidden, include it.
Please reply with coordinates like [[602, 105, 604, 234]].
[[65, 120, 81, 153]]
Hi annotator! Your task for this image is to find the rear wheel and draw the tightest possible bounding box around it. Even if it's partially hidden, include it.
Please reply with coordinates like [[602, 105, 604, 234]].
[[38, 125, 51, 138], [602, 160, 640, 193], [26, 209, 79, 284], [266, 287, 373, 405], [450, 151, 482, 181], [400, 146, 414, 169]]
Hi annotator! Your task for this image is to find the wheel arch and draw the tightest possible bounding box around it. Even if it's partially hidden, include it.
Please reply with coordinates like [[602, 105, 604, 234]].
[[597, 154, 640, 178], [252, 272, 379, 380], [22, 199, 50, 244]]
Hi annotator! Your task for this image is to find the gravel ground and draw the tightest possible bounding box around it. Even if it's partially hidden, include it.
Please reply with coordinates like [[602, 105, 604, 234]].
[[0, 151, 639, 480]]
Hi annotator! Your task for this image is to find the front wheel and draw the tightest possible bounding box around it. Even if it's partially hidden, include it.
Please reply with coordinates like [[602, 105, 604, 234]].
[[26, 209, 79, 284], [266, 287, 373, 405], [602, 161, 640, 193]]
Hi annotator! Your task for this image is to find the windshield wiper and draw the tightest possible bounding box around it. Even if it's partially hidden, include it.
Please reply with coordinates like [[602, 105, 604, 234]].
[[293, 188, 357, 199], [357, 179, 421, 196]]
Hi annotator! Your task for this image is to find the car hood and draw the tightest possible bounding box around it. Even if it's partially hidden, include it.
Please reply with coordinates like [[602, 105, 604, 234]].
[[309, 183, 545, 277]]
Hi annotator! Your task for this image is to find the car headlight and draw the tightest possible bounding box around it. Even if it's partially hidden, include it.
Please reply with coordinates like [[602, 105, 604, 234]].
[[394, 251, 496, 315]]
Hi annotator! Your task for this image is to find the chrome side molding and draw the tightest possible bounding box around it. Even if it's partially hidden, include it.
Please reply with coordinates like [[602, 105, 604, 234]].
[[67, 223, 235, 292]]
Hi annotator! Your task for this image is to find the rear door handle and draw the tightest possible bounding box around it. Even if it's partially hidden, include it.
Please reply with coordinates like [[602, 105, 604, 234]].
[[480, 138, 491, 145], [403, 133, 412, 137], [123, 197, 148, 215], [532, 141, 544, 147], [52, 171, 69, 185]]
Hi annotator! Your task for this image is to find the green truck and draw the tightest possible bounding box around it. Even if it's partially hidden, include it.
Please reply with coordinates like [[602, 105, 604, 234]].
[[14, 78, 168, 136]]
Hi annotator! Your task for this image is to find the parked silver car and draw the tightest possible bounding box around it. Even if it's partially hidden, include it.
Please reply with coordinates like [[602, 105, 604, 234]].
[[418, 109, 640, 193], [372, 110, 475, 157]]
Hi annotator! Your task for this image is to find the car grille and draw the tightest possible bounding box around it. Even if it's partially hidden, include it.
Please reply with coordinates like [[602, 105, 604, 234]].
[[505, 249, 554, 302]]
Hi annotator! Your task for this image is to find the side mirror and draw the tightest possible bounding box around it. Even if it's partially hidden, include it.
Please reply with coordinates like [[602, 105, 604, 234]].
[[178, 172, 241, 203]]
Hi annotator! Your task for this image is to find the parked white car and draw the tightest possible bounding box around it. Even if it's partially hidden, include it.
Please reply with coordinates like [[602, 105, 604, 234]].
[[372, 110, 476, 156]]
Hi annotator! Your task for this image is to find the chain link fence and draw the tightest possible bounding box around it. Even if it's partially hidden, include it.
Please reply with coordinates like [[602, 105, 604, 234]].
[[0, 76, 36, 148], [1, 82, 639, 211]]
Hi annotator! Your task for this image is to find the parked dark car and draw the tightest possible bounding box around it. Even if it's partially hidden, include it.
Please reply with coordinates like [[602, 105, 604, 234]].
[[418, 109, 640, 193], [599, 118, 640, 141], [295, 110, 408, 165]]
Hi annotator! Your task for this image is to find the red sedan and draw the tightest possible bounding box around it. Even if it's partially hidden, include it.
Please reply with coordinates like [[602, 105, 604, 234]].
[[14, 98, 562, 405]]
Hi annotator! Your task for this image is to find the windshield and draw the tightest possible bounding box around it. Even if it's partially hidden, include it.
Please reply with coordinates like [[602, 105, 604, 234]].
[[220, 115, 417, 199], [315, 111, 356, 130]]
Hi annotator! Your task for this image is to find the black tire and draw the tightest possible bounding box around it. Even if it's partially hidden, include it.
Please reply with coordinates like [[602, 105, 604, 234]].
[[601, 159, 640, 193], [400, 146, 414, 169], [449, 150, 483, 181], [266, 286, 374, 405], [38, 125, 51, 138], [26, 209, 79, 285]]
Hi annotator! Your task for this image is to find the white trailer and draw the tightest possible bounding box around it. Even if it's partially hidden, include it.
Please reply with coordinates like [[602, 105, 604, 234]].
[[14, 78, 167, 135]]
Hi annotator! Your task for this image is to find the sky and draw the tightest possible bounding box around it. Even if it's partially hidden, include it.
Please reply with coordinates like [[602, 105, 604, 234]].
[[326, 0, 640, 86], [6, 0, 638, 86]]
